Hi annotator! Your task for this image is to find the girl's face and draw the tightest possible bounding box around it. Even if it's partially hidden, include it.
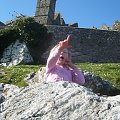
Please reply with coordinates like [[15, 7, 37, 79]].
[[57, 49, 69, 66]]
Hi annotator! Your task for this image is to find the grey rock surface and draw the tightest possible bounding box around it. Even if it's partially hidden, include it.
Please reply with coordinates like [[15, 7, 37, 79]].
[[0, 81, 120, 120], [0, 67, 120, 120], [25, 67, 120, 96], [0, 40, 33, 67]]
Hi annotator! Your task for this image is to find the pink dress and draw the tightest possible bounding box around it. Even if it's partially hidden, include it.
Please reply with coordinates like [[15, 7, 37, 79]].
[[45, 48, 85, 85]]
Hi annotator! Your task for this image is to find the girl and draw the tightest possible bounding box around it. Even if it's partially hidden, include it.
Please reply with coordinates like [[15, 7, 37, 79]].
[[45, 35, 85, 85]]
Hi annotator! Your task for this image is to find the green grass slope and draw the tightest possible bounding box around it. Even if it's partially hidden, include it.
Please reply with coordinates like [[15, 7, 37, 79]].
[[0, 63, 120, 91]]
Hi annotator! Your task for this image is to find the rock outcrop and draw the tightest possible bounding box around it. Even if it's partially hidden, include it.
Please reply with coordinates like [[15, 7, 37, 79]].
[[0, 81, 120, 120], [0, 68, 120, 120], [0, 40, 33, 67], [25, 67, 120, 96]]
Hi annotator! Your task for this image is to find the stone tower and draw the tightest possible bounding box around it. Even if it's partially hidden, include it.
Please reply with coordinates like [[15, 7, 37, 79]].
[[35, 0, 56, 25]]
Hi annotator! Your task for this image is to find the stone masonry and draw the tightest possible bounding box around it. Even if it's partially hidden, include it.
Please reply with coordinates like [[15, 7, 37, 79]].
[[1, 1, 120, 64], [33, 0, 120, 63], [35, 0, 56, 25], [34, 0, 78, 27], [42, 25, 120, 63]]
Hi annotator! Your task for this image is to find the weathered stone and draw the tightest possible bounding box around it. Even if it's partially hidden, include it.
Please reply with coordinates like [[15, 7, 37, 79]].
[[0, 81, 120, 120], [42, 25, 120, 63], [2, 84, 21, 98], [0, 40, 33, 66], [0, 94, 5, 102], [25, 67, 120, 96], [83, 71, 120, 96], [35, 0, 56, 25], [25, 67, 46, 86], [0, 67, 119, 119], [0, 84, 4, 94], [1, 26, 120, 64]]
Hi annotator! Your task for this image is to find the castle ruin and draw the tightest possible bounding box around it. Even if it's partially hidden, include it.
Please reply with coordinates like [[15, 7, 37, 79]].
[[34, 0, 78, 27], [34, 0, 120, 63], [35, 0, 56, 25]]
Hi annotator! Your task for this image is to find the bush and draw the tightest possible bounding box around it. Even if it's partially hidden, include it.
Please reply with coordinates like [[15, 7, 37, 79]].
[[0, 27, 20, 57], [0, 17, 52, 63]]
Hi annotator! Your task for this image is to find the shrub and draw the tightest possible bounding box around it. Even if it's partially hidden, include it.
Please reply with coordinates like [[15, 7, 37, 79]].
[[0, 27, 20, 57], [0, 17, 52, 63]]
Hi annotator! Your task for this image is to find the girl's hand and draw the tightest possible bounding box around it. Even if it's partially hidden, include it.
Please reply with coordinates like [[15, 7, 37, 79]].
[[58, 35, 72, 50]]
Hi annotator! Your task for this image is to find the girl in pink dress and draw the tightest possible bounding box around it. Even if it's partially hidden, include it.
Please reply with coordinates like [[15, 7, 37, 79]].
[[45, 35, 85, 85]]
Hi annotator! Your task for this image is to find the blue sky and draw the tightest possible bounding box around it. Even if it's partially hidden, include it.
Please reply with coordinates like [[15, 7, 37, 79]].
[[1, 0, 120, 28]]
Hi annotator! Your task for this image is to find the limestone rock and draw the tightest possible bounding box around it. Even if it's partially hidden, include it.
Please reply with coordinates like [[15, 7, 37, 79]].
[[25, 67, 46, 86], [25, 67, 120, 96], [0, 84, 4, 92], [0, 68, 119, 119], [0, 81, 120, 120], [83, 71, 120, 96], [0, 40, 33, 67]]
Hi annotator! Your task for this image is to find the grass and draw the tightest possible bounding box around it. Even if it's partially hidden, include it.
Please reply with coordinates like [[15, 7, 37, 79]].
[[0, 65, 42, 87], [76, 63, 120, 90], [0, 63, 120, 91]]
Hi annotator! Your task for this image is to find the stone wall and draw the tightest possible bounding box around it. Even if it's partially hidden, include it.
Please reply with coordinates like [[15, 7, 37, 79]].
[[42, 25, 120, 63], [35, 0, 56, 25]]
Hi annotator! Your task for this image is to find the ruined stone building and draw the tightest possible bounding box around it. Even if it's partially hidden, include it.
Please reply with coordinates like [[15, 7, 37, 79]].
[[34, 0, 120, 63], [34, 0, 78, 27], [35, 0, 56, 25]]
